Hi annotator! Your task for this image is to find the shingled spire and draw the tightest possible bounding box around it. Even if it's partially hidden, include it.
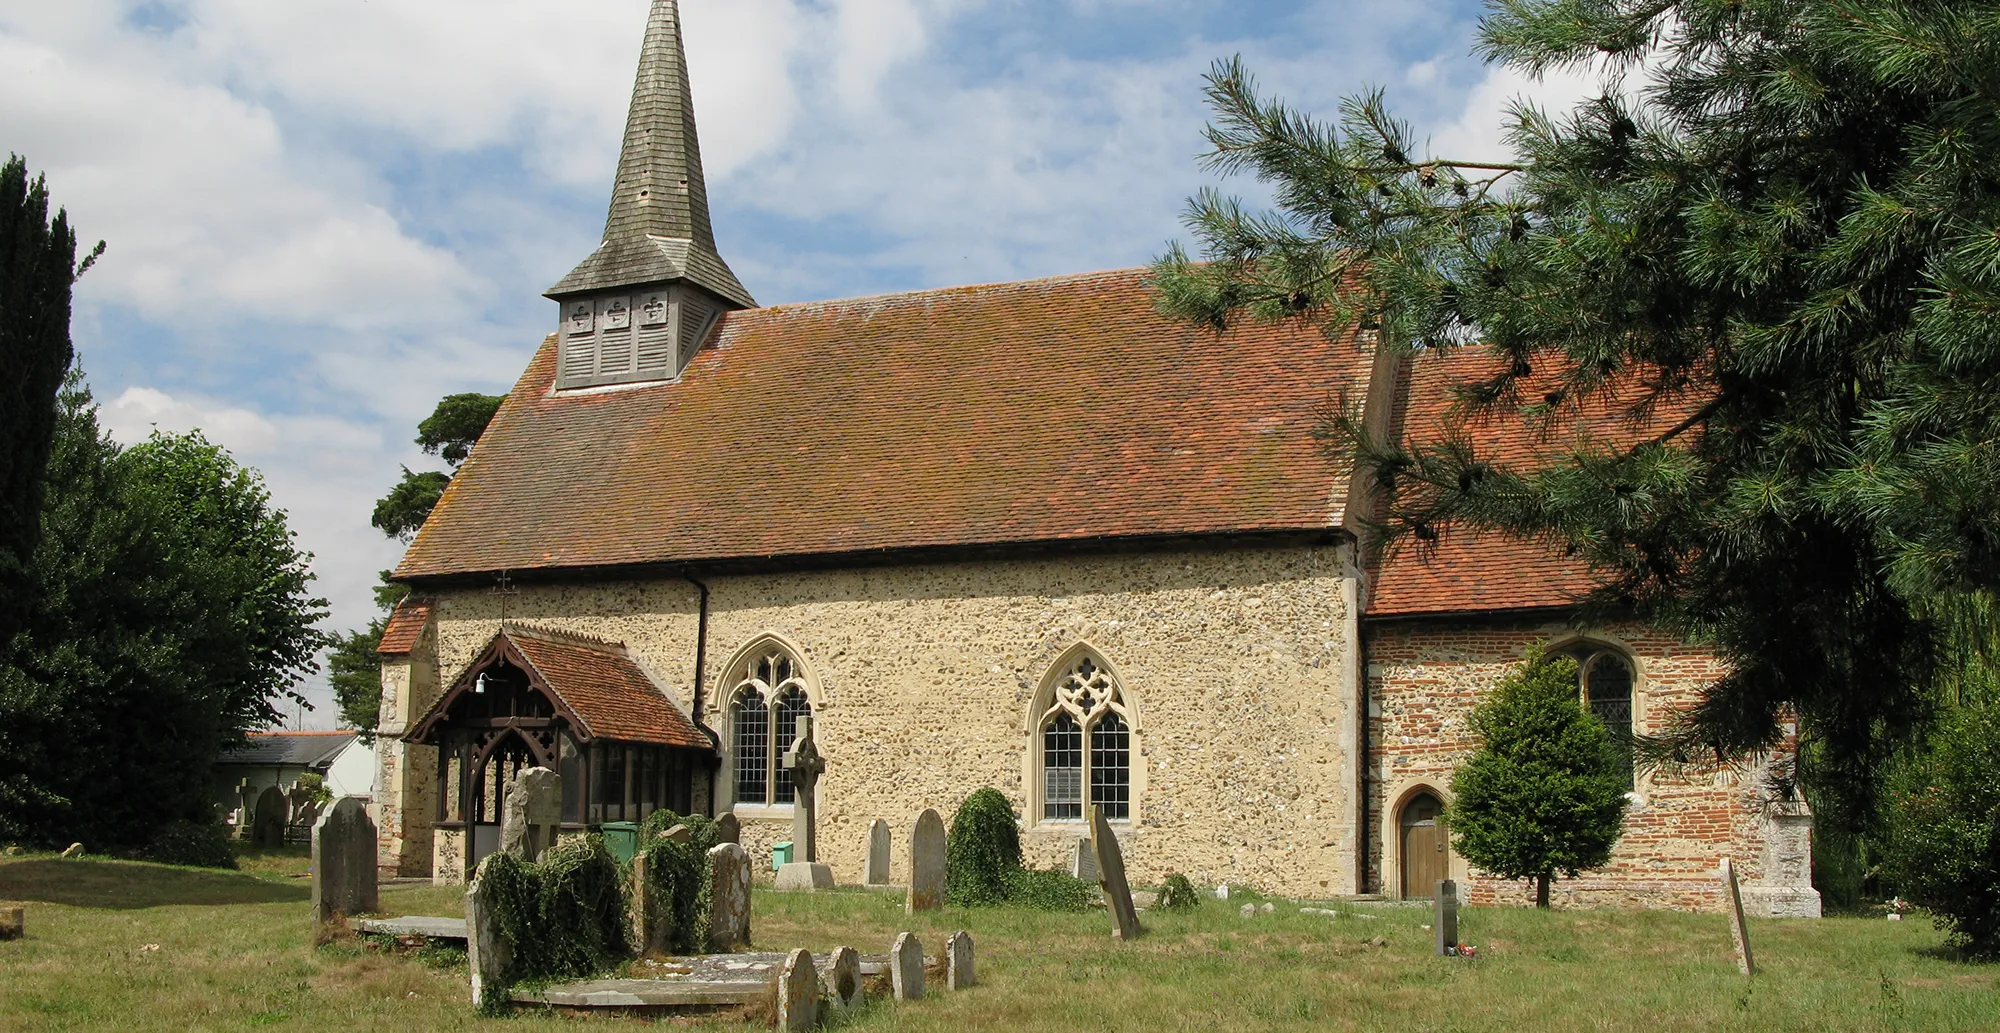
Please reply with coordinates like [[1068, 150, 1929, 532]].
[[547, 0, 753, 389]]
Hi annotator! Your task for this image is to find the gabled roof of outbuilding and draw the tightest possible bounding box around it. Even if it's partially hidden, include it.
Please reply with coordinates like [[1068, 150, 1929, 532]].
[[218, 731, 357, 769], [408, 625, 710, 749], [1364, 348, 1693, 617], [395, 268, 1373, 581]]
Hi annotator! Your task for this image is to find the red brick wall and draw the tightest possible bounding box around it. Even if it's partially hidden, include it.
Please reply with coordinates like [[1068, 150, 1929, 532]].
[[1365, 616, 1782, 912]]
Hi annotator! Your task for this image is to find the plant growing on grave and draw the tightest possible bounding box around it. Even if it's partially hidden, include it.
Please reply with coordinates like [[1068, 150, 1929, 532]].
[[635, 809, 721, 952], [139, 819, 235, 870], [1156, 872, 1200, 912], [1448, 648, 1629, 908], [480, 834, 630, 988], [1006, 867, 1097, 913], [1879, 704, 2000, 958], [947, 788, 1023, 907]]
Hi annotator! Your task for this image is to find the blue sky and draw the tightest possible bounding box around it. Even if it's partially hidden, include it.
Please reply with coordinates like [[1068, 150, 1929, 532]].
[[1, 0, 1598, 727]]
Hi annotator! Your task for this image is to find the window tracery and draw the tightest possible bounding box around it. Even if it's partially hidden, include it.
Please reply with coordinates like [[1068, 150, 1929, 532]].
[[1035, 651, 1133, 821], [727, 642, 814, 808]]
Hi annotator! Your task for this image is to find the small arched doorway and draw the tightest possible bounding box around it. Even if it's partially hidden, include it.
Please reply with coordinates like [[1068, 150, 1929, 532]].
[[1400, 791, 1448, 899]]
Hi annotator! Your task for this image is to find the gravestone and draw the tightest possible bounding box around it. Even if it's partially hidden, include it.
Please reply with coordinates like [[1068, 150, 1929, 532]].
[[1433, 879, 1458, 955], [1070, 837, 1098, 882], [232, 779, 257, 840], [662, 824, 691, 844], [890, 931, 924, 1001], [905, 808, 946, 913], [499, 766, 561, 861], [629, 852, 665, 955], [706, 842, 752, 952], [310, 797, 379, 925], [1721, 857, 1756, 976], [863, 819, 891, 885], [1089, 805, 1142, 941], [59, 843, 83, 859], [465, 862, 511, 1009], [287, 783, 326, 831], [824, 945, 863, 1013], [777, 947, 820, 1031], [0, 906, 22, 941], [715, 813, 740, 844], [253, 786, 289, 848], [775, 717, 834, 891], [947, 930, 975, 990]]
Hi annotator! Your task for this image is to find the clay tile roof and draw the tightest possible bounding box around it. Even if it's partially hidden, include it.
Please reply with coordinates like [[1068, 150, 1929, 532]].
[[376, 598, 433, 656], [395, 268, 1374, 580], [1366, 349, 1692, 617], [504, 626, 709, 748]]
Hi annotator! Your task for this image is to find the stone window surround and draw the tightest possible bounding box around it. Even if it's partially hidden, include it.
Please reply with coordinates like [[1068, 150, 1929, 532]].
[[1551, 633, 1648, 792], [1022, 642, 1143, 829], [720, 632, 822, 817]]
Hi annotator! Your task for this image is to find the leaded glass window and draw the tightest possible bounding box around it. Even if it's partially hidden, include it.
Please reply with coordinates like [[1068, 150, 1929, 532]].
[[1035, 650, 1135, 821], [728, 641, 814, 808], [1562, 643, 1637, 789]]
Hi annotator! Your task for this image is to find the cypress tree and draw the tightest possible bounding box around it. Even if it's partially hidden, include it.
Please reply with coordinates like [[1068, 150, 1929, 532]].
[[1153, 1, 2000, 823], [1447, 650, 1630, 907]]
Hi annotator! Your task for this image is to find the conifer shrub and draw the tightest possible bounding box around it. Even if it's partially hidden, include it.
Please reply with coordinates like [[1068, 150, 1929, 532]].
[[140, 819, 235, 869], [1448, 648, 1629, 907], [1155, 872, 1200, 912], [946, 788, 1023, 907], [1880, 705, 2000, 957], [479, 834, 629, 986], [635, 809, 721, 952]]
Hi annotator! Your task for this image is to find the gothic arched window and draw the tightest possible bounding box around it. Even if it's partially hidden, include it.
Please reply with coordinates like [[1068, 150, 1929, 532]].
[[728, 642, 815, 808], [1561, 642, 1636, 789], [1035, 650, 1133, 821]]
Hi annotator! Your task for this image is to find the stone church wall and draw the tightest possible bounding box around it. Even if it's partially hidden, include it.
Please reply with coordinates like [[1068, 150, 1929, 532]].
[[1365, 617, 1819, 915], [407, 542, 1365, 897]]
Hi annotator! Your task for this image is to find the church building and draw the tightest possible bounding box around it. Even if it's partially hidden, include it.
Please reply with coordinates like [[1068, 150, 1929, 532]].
[[372, 0, 1818, 917]]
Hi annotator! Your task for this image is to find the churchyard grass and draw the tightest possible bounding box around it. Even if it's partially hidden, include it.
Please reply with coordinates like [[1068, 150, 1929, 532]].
[[3, 852, 1997, 1032]]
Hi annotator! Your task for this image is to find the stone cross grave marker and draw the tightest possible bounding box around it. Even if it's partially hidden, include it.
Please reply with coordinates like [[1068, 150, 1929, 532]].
[[253, 785, 289, 848], [1070, 837, 1098, 882], [1433, 879, 1458, 955], [465, 860, 512, 1009], [1090, 805, 1142, 941], [232, 779, 256, 839], [311, 797, 379, 925], [906, 808, 946, 913], [1721, 857, 1756, 976], [824, 945, 863, 1013], [706, 842, 752, 952], [864, 819, 891, 885], [891, 931, 924, 1000], [775, 717, 835, 890], [287, 783, 326, 831], [777, 947, 820, 1032], [947, 930, 976, 990], [499, 766, 561, 862], [715, 812, 740, 844]]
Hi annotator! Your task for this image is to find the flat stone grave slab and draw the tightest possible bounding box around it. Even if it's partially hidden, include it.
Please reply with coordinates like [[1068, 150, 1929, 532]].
[[356, 916, 467, 941], [514, 951, 935, 1011]]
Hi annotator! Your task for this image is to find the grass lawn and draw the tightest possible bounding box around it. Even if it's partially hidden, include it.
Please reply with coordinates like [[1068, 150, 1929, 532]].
[[2, 851, 1996, 1033]]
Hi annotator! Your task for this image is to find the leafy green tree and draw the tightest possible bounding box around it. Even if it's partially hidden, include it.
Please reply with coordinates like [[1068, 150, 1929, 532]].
[[326, 574, 409, 734], [1154, 0, 2000, 823], [370, 393, 503, 540], [1880, 702, 2000, 957], [0, 155, 100, 646], [1447, 650, 1629, 907], [0, 377, 327, 848]]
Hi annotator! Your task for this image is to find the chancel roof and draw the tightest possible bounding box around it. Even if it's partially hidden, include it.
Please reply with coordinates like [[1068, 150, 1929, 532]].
[[396, 268, 1373, 581]]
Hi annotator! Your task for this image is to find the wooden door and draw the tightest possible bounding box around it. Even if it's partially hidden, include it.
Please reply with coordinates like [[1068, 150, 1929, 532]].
[[1400, 793, 1447, 899]]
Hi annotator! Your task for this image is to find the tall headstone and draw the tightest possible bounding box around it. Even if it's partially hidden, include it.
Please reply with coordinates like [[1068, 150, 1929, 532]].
[[706, 842, 752, 952], [1090, 805, 1141, 941], [466, 863, 512, 1009], [499, 766, 561, 861], [890, 931, 924, 1001], [715, 812, 740, 844], [946, 930, 975, 990], [824, 945, 863, 1013], [1721, 857, 1756, 976], [1433, 879, 1458, 955], [863, 819, 891, 885], [253, 785, 289, 848], [629, 852, 667, 956], [1070, 837, 1098, 882], [311, 797, 379, 925], [775, 717, 835, 891], [232, 779, 257, 840], [906, 808, 946, 913], [777, 947, 820, 1032]]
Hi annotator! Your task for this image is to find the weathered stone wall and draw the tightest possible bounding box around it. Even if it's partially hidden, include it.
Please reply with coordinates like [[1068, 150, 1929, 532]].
[[374, 625, 439, 878], [1365, 617, 1817, 914], [411, 543, 1365, 897]]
